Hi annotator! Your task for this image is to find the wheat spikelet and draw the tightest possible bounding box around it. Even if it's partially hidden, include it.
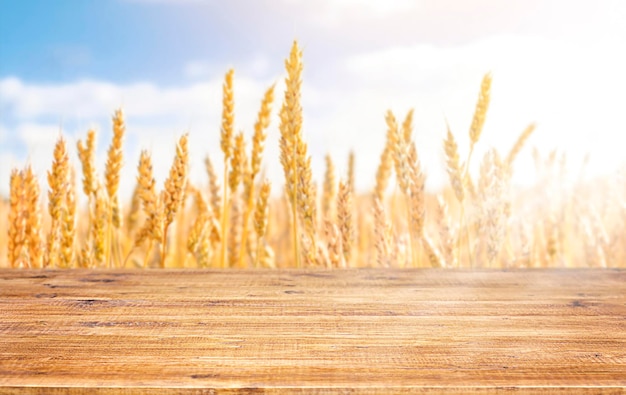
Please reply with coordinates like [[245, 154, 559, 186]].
[[136, 150, 162, 244], [402, 108, 414, 143], [374, 127, 394, 202], [229, 132, 246, 193], [407, 143, 425, 238], [164, 134, 189, 226], [251, 84, 275, 178], [253, 180, 271, 268], [105, 109, 125, 228], [236, 84, 274, 269], [296, 143, 317, 248], [337, 180, 353, 265], [220, 69, 235, 162], [161, 134, 189, 268], [60, 169, 77, 268], [443, 123, 464, 203], [476, 149, 508, 267], [187, 211, 206, 257], [254, 180, 271, 240], [23, 165, 43, 268], [186, 186, 212, 266], [126, 182, 141, 237], [279, 40, 305, 267], [196, 229, 212, 268], [347, 150, 355, 194], [46, 136, 70, 268], [92, 188, 108, 267], [228, 194, 242, 268], [296, 142, 317, 265], [197, 219, 216, 268], [219, 69, 235, 269], [77, 129, 97, 198], [386, 110, 411, 195], [204, 156, 221, 221], [506, 123, 536, 167], [78, 244, 93, 269], [322, 154, 336, 220], [190, 184, 209, 214], [407, 143, 425, 268], [469, 73, 492, 147]]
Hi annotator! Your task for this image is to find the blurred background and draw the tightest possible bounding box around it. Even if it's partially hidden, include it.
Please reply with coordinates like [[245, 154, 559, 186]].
[[1, 0, 625, 197]]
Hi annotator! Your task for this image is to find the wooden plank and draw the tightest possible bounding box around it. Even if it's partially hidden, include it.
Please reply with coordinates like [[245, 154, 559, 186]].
[[0, 269, 625, 394]]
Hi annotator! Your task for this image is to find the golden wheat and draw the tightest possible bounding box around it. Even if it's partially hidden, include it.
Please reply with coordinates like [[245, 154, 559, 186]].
[[2, 42, 624, 271]]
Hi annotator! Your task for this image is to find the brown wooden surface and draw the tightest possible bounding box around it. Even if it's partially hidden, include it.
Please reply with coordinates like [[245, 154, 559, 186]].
[[1, 269, 625, 394]]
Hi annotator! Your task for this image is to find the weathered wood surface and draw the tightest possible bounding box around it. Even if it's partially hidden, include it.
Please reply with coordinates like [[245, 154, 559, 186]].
[[1, 269, 625, 394]]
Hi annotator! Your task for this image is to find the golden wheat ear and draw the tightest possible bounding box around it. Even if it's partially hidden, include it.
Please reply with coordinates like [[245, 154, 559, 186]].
[[46, 135, 70, 268], [23, 165, 43, 268], [219, 69, 235, 270], [322, 154, 337, 221], [279, 40, 306, 268], [443, 122, 464, 204], [506, 123, 536, 167], [105, 109, 125, 229], [337, 180, 353, 266]]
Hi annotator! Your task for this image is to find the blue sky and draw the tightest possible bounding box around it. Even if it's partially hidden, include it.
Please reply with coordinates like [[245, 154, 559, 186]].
[[1, 0, 626, 196]]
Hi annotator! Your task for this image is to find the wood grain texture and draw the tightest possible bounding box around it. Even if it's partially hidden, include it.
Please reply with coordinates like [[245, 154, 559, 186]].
[[1, 269, 625, 394]]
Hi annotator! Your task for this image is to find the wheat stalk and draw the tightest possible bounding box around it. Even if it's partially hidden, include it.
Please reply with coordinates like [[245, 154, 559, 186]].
[[407, 142, 425, 266], [218, 69, 235, 269], [279, 40, 305, 268], [236, 84, 275, 268], [160, 134, 189, 268]]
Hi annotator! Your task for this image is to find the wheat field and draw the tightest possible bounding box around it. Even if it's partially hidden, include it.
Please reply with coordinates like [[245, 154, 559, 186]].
[[2, 41, 625, 270]]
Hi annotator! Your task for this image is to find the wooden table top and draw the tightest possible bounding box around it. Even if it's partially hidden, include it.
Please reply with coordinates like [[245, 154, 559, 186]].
[[1, 269, 625, 394]]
